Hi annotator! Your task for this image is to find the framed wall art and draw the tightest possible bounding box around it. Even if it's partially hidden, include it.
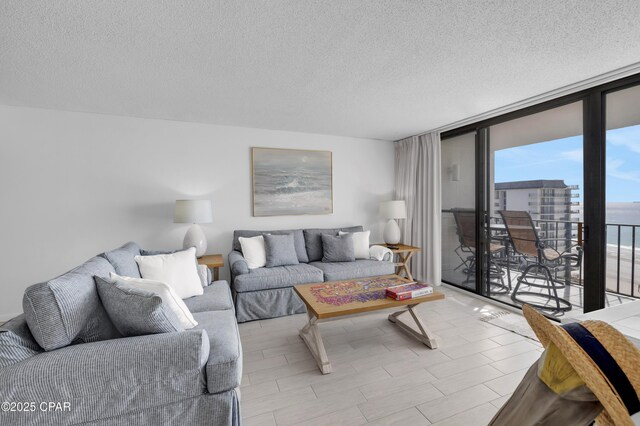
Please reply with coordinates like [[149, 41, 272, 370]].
[[252, 147, 333, 216]]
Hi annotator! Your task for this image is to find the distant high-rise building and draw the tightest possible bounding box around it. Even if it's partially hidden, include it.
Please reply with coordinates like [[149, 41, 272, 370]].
[[494, 179, 580, 249]]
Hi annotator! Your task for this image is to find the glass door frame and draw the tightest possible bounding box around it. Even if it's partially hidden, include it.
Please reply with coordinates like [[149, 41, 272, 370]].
[[441, 72, 640, 314]]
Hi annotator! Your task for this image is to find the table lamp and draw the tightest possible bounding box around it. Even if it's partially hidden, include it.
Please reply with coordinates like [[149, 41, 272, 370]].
[[174, 199, 213, 257], [380, 200, 406, 245]]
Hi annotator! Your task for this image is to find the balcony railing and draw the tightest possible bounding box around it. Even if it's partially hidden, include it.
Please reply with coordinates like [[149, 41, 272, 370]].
[[442, 209, 640, 299], [490, 215, 640, 299]]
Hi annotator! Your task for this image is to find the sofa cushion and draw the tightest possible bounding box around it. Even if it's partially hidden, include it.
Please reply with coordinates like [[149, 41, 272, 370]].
[[0, 314, 42, 368], [100, 241, 142, 278], [321, 234, 355, 262], [233, 229, 309, 263], [23, 256, 121, 351], [309, 260, 395, 282], [264, 233, 299, 267], [233, 264, 324, 293], [192, 310, 242, 394], [183, 281, 234, 313], [303, 226, 363, 262], [95, 276, 185, 336]]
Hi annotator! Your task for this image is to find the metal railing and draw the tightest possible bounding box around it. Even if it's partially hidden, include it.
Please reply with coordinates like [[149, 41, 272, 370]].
[[490, 216, 640, 299], [442, 209, 640, 299], [606, 223, 640, 298]]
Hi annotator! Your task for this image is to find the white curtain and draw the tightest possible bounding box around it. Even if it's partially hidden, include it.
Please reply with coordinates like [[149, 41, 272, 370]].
[[394, 132, 442, 285]]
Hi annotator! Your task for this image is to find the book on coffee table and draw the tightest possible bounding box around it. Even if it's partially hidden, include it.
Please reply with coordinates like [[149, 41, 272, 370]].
[[386, 282, 433, 300]]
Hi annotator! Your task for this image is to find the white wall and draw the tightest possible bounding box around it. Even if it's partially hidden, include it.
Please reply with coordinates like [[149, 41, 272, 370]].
[[0, 106, 395, 320]]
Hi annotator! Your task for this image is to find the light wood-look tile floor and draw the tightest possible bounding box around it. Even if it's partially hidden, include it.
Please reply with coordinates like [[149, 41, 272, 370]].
[[239, 286, 544, 426]]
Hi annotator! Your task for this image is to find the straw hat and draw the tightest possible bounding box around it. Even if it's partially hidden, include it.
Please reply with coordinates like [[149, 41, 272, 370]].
[[522, 305, 640, 425]]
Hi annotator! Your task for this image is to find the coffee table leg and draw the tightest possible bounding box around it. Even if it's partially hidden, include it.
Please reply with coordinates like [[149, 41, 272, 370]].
[[299, 313, 332, 374], [388, 304, 439, 349]]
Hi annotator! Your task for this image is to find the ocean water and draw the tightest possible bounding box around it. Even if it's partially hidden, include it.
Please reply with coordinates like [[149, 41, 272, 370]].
[[606, 202, 640, 248], [253, 163, 332, 215]]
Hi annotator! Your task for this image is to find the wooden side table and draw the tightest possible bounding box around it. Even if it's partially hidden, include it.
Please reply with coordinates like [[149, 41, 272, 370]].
[[197, 254, 224, 281], [375, 243, 421, 281]]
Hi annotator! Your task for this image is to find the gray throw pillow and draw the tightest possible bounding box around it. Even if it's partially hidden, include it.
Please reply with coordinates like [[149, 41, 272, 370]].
[[101, 242, 142, 278], [264, 234, 300, 267], [140, 248, 181, 256], [95, 276, 184, 337], [321, 234, 356, 262], [23, 256, 121, 351]]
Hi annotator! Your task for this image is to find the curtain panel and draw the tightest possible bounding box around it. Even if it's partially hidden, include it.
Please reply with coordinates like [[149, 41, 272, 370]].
[[394, 132, 442, 285]]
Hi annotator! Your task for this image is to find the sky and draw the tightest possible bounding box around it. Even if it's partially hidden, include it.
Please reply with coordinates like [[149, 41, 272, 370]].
[[494, 124, 640, 203]]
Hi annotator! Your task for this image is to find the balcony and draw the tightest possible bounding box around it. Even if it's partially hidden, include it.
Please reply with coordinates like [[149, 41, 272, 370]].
[[442, 210, 638, 321], [489, 216, 640, 299]]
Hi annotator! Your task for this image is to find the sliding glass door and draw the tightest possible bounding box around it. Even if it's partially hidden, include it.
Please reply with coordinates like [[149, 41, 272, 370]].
[[605, 83, 640, 302], [486, 102, 585, 320], [440, 73, 640, 319], [441, 132, 477, 291]]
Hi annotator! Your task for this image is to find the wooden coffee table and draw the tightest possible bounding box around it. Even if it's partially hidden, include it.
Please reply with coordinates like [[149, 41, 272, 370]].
[[293, 275, 445, 374]]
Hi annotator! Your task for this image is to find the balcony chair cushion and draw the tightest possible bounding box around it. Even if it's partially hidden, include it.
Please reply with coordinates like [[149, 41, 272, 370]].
[[95, 277, 185, 336], [23, 256, 121, 351]]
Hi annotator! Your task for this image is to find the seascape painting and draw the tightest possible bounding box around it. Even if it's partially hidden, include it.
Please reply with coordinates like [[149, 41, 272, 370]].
[[252, 148, 333, 216]]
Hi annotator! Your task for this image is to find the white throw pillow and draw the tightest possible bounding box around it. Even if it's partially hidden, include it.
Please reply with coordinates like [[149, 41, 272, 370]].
[[339, 230, 371, 259], [239, 235, 267, 269], [134, 247, 204, 299], [109, 273, 198, 329], [197, 264, 209, 287]]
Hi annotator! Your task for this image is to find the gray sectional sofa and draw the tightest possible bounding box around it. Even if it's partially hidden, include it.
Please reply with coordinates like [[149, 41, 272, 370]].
[[229, 226, 395, 322], [0, 242, 241, 426]]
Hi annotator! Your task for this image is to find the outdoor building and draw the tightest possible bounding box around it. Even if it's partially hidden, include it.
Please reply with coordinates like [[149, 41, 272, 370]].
[[494, 179, 580, 248]]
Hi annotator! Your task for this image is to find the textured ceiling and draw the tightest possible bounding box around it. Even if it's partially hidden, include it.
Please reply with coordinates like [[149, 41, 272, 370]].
[[2, 1, 640, 141]]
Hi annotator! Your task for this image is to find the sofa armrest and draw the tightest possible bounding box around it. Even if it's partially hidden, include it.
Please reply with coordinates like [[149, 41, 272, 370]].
[[228, 250, 249, 279], [0, 330, 209, 404]]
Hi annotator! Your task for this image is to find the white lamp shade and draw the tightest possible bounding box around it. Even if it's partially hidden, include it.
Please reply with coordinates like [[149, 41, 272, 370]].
[[174, 200, 213, 224], [379, 200, 407, 219]]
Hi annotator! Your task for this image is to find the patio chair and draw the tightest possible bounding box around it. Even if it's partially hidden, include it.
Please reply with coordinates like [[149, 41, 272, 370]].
[[452, 209, 509, 294], [498, 210, 582, 312]]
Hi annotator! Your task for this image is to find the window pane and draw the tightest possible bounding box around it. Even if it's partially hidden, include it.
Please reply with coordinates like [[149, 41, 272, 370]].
[[605, 84, 640, 301]]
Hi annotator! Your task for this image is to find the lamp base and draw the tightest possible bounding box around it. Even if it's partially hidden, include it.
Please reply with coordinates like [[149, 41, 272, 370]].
[[383, 219, 401, 245], [184, 224, 207, 257]]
